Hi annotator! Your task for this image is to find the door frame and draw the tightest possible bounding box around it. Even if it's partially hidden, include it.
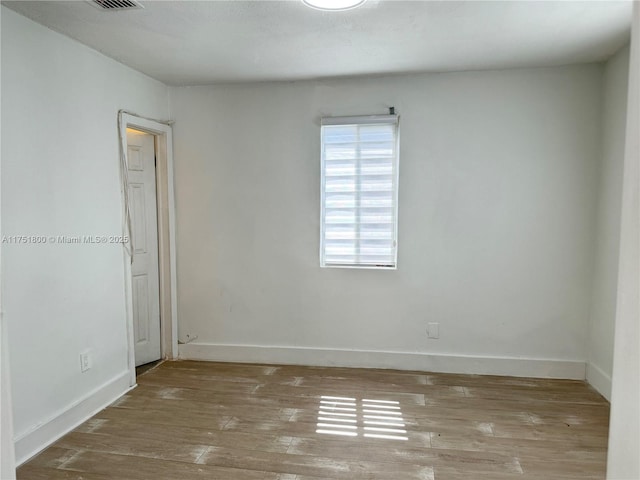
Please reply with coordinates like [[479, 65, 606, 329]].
[[118, 112, 178, 386]]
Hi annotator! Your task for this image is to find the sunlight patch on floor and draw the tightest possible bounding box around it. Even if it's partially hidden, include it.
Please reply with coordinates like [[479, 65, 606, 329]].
[[316, 396, 408, 441]]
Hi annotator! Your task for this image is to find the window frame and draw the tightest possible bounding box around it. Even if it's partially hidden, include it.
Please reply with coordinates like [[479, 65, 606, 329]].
[[319, 114, 400, 270]]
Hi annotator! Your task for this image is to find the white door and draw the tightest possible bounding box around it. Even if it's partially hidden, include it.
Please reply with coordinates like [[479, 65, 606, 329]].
[[126, 128, 162, 366]]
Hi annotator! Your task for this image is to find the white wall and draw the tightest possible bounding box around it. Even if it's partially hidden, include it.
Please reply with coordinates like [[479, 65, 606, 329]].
[[0, 6, 18, 477], [171, 64, 602, 377], [1, 6, 169, 464], [587, 46, 630, 401], [607, 4, 640, 478]]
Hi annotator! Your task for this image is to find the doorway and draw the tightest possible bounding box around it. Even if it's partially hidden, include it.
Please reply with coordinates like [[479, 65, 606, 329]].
[[126, 128, 161, 367], [119, 112, 178, 386]]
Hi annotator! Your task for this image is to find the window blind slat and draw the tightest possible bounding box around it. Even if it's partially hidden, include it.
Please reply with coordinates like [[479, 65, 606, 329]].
[[325, 231, 394, 237], [325, 256, 395, 262]]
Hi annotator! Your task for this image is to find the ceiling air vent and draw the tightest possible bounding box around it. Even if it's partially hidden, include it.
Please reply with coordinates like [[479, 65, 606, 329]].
[[87, 0, 144, 11]]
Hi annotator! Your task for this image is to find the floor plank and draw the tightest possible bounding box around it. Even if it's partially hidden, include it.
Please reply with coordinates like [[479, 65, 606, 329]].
[[17, 360, 609, 480]]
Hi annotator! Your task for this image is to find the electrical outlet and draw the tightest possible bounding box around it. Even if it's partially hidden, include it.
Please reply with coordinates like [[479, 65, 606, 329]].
[[80, 352, 91, 372], [427, 322, 440, 339]]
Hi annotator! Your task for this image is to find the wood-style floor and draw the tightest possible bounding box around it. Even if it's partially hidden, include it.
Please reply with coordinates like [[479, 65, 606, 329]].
[[18, 361, 609, 479]]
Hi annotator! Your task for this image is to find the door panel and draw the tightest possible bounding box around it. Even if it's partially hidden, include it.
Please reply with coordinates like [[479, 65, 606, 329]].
[[133, 274, 150, 345], [129, 183, 148, 255], [126, 128, 161, 367]]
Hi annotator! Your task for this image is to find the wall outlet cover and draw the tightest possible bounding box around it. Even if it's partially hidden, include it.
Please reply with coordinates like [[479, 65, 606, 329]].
[[80, 352, 91, 372], [427, 322, 440, 339]]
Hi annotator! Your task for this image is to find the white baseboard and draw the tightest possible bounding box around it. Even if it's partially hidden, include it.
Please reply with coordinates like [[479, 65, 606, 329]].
[[179, 343, 586, 380], [14, 371, 133, 466], [586, 362, 612, 401]]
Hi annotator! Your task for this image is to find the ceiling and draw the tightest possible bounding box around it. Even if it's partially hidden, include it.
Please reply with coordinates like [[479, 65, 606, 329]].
[[3, 0, 633, 86]]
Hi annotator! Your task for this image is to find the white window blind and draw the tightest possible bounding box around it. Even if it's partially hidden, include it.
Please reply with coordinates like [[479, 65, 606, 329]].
[[320, 114, 399, 268]]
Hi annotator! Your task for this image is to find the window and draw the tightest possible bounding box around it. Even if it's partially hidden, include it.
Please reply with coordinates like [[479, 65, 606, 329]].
[[320, 114, 399, 268]]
